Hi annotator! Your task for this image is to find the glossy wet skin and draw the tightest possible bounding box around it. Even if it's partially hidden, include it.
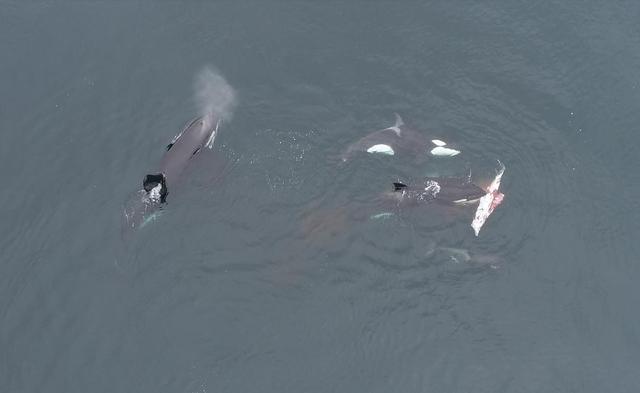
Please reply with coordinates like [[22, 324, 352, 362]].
[[341, 122, 461, 161], [160, 116, 217, 188], [122, 116, 218, 234], [341, 126, 429, 161]]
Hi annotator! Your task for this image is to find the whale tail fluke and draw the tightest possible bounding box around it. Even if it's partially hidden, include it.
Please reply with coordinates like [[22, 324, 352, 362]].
[[143, 173, 168, 203]]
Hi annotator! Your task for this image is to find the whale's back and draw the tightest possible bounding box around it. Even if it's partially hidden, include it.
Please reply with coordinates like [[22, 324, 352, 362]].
[[160, 117, 215, 186]]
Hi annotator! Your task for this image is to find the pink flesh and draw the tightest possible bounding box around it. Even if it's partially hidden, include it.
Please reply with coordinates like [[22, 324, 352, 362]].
[[471, 164, 505, 236], [491, 192, 504, 209]]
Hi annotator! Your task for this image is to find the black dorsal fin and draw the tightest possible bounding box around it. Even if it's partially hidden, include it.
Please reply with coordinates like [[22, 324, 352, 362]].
[[393, 182, 408, 191]]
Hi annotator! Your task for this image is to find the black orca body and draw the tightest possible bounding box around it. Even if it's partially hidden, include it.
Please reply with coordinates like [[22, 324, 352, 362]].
[[158, 116, 219, 191], [122, 115, 220, 232], [340, 114, 462, 162], [389, 176, 486, 206]]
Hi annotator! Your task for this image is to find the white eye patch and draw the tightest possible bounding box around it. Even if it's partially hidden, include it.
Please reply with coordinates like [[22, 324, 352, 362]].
[[367, 144, 395, 155], [430, 139, 460, 156], [430, 146, 460, 156]]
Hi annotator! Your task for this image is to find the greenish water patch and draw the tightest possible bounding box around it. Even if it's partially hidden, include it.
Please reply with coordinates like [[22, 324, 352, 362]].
[[140, 210, 164, 229]]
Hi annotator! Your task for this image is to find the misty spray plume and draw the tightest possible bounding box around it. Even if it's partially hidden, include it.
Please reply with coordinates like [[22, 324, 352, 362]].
[[194, 66, 237, 130]]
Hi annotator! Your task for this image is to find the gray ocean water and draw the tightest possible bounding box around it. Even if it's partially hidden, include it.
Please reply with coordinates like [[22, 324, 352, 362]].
[[2, 2, 640, 392]]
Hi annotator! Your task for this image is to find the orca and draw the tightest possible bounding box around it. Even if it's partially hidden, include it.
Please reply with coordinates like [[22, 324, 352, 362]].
[[386, 162, 507, 236], [390, 175, 486, 206], [340, 114, 461, 161], [122, 115, 221, 232]]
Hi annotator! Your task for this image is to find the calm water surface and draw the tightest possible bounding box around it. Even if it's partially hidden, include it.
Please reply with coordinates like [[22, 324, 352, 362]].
[[1, 2, 640, 392]]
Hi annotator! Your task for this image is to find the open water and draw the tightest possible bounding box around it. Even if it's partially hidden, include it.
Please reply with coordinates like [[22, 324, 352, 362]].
[[1, 2, 639, 392]]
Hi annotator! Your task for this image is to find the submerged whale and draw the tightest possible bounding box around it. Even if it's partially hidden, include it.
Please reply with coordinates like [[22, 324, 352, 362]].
[[122, 115, 221, 231], [340, 114, 461, 161], [424, 240, 503, 269]]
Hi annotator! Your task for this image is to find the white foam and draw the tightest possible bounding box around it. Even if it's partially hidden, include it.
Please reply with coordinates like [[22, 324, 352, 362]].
[[431, 139, 447, 146], [424, 180, 441, 197], [148, 184, 163, 203]]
